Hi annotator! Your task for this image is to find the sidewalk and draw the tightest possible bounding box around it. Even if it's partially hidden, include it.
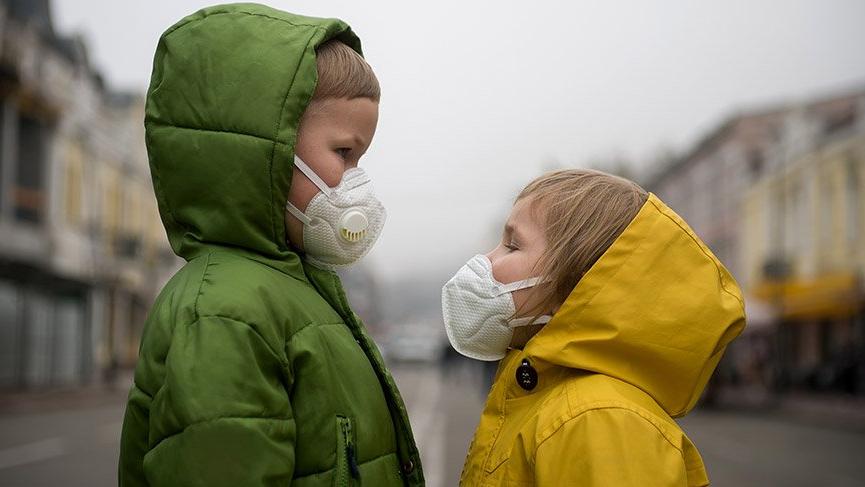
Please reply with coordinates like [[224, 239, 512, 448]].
[[708, 385, 865, 433], [0, 372, 133, 416], [777, 392, 865, 433]]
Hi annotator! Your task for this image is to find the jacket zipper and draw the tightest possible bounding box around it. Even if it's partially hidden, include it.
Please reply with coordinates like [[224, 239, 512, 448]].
[[330, 273, 419, 481], [335, 416, 360, 487], [318, 267, 420, 483]]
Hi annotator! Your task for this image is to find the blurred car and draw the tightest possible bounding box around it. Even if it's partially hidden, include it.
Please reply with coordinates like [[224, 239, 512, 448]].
[[379, 323, 446, 363]]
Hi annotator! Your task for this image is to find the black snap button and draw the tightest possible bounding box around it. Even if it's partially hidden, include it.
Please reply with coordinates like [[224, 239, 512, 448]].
[[401, 459, 415, 474], [516, 359, 538, 391]]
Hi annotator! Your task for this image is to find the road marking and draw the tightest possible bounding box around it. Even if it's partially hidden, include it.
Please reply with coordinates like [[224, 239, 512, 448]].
[[405, 368, 444, 487], [0, 437, 67, 470]]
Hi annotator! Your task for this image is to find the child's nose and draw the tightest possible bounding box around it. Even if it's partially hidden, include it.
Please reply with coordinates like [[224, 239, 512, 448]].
[[485, 247, 504, 271], [484, 248, 497, 262]]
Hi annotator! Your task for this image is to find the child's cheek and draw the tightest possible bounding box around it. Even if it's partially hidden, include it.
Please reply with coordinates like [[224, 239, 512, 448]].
[[511, 288, 528, 312]]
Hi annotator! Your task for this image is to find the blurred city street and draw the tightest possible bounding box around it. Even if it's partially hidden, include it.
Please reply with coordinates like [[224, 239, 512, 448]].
[[1, 362, 864, 486], [0, 384, 127, 487], [680, 410, 865, 487], [0, 0, 864, 486]]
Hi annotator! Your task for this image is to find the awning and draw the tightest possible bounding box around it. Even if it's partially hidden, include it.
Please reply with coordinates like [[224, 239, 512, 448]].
[[752, 272, 862, 321]]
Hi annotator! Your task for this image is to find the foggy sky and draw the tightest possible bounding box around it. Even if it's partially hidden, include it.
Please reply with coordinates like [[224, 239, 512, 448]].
[[53, 0, 865, 283]]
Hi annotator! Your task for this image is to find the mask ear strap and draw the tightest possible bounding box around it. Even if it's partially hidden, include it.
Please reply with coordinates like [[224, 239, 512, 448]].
[[285, 201, 312, 225], [294, 155, 334, 198], [495, 276, 544, 296], [510, 314, 552, 328]]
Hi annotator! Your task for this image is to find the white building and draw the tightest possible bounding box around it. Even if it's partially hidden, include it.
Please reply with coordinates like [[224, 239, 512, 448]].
[[0, 0, 179, 390]]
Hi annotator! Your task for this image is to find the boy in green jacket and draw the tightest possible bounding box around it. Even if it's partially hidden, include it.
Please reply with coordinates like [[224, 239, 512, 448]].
[[118, 4, 423, 486]]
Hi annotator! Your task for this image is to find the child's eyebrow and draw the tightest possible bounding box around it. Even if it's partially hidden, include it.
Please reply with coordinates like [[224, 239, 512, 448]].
[[504, 223, 523, 243], [334, 133, 368, 149], [353, 134, 368, 148]]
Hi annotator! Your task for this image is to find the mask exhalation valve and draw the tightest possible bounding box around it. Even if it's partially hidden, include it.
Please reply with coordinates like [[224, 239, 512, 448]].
[[339, 209, 369, 243]]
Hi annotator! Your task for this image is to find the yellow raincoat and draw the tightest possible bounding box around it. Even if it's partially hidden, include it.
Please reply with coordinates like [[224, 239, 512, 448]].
[[460, 194, 746, 486]]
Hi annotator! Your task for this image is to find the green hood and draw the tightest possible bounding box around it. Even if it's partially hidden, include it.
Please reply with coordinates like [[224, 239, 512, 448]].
[[145, 3, 360, 269]]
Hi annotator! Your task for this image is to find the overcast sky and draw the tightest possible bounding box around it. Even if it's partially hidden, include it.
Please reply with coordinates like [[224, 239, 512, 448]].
[[53, 0, 865, 282]]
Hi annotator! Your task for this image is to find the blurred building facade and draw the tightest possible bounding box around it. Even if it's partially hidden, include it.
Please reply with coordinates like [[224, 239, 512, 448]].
[[0, 0, 179, 390], [648, 87, 865, 400]]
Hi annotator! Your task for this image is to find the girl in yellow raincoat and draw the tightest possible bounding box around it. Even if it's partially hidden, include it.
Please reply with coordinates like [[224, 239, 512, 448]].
[[442, 169, 746, 486]]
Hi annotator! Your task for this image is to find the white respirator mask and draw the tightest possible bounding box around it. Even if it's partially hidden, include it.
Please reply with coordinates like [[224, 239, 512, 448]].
[[441, 254, 551, 361], [285, 155, 386, 270]]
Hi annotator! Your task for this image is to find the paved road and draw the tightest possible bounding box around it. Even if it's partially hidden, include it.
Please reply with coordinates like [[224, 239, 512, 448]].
[[1, 363, 864, 486], [0, 399, 125, 486], [680, 410, 865, 487], [392, 361, 865, 487], [390, 360, 488, 487]]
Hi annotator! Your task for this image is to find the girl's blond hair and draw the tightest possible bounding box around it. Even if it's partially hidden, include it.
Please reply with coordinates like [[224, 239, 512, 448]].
[[313, 40, 380, 101], [518, 169, 648, 319]]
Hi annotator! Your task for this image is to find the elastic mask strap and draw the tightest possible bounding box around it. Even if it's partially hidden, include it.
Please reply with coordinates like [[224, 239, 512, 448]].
[[294, 156, 334, 198], [510, 314, 552, 328], [495, 276, 544, 296], [285, 201, 312, 226]]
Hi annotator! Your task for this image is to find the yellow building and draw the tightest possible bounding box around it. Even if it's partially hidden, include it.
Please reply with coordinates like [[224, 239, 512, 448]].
[[742, 94, 864, 393]]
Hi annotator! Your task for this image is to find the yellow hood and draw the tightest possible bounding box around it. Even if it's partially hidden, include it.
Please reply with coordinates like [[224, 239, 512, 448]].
[[525, 193, 746, 417]]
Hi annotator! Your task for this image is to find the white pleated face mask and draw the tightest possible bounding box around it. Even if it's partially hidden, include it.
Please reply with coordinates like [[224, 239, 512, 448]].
[[441, 254, 551, 361], [285, 156, 386, 270]]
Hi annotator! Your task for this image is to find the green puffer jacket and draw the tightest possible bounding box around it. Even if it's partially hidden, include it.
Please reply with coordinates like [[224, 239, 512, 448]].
[[118, 4, 423, 486]]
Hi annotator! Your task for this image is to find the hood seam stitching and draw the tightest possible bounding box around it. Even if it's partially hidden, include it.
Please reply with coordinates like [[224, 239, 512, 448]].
[[648, 196, 745, 312], [268, 27, 322, 255], [148, 121, 281, 144], [161, 10, 328, 41], [534, 406, 685, 457], [192, 251, 212, 321]]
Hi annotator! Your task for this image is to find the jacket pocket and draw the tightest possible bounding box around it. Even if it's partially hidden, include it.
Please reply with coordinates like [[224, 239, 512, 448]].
[[334, 416, 360, 487]]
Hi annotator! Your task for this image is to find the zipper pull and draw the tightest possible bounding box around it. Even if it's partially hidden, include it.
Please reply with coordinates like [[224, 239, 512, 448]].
[[347, 444, 360, 479], [342, 419, 361, 479]]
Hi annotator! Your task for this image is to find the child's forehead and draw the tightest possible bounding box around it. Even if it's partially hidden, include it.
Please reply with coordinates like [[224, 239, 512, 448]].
[[302, 98, 379, 142], [507, 197, 545, 236], [511, 195, 544, 221]]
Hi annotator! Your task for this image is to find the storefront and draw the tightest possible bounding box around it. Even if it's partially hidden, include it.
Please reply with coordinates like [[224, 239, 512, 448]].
[[0, 265, 91, 390], [753, 273, 865, 394]]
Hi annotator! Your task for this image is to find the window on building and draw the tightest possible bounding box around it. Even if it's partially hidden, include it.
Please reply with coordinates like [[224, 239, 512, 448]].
[[820, 173, 834, 254], [64, 144, 83, 228], [748, 149, 764, 180], [102, 167, 122, 252], [788, 181, 806, 257], [770, 188, 784, 256], [14, 113, 48, 224], [847, 155, 861, 246], [0, 102, 6, 209], [822, 105, 857, 138]]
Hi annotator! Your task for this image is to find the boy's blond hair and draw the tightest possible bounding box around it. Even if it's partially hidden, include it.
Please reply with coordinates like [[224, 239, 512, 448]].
[[517, 169, 648, 318], [313, 40, 380, 101]]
